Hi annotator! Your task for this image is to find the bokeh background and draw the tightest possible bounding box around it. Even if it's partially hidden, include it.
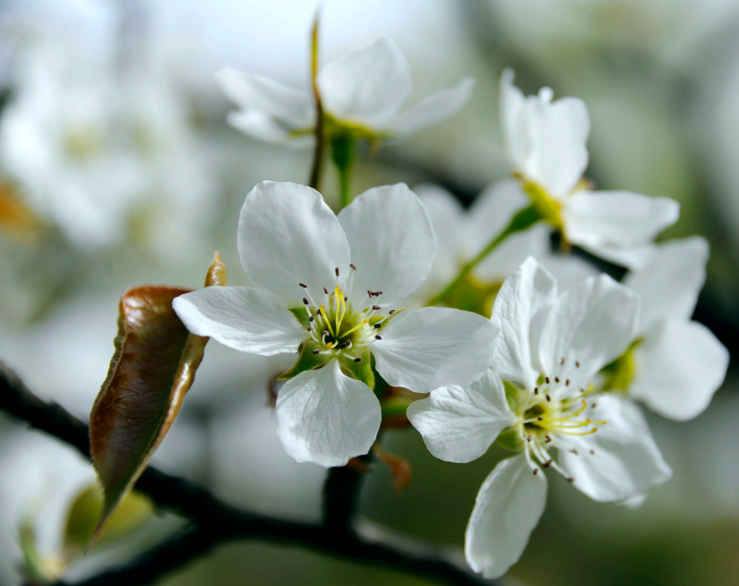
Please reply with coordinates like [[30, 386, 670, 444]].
[[1, 0, 739, 585]]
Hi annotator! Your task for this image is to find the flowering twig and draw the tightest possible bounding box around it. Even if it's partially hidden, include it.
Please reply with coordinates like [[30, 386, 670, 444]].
[[0, 361, 496, 586]]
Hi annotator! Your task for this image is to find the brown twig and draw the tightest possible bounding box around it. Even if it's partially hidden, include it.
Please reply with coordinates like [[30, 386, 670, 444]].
[[0, 361, 496, 586]]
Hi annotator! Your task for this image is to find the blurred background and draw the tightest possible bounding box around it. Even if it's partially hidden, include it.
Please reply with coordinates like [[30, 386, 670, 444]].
[[1, 0, 739, 585]]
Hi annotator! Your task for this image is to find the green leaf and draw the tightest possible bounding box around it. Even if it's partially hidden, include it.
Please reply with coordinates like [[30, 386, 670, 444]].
[[89, 252, 227, 546], [64, 485, 153, 552]]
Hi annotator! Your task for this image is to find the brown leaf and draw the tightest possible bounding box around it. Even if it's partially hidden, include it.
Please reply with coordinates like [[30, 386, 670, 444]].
[[89, 253, 226, 543]]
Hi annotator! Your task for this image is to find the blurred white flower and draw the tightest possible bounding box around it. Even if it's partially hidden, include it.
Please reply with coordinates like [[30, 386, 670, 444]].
[[500, 69, 679, 269], [604, 237, 729, 421], [173, 180, 498, 467], [0, 28, 216, 258], [414, 181, 596, 309], [217, 36, 474, 145], [408, 258, 671, 579], [0, 432, 94, 584]]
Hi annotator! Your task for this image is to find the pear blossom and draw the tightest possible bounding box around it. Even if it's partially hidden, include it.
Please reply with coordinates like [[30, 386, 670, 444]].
[[500, 69, 679, 269], [407, 258, 671, 579], [602, 237, 729, 421], [0, 432, 95, 584], [414, 180, 596, 311], [173, 180, 498, 467], [0, 30, 216, 254], [216, 37, 474, 146]]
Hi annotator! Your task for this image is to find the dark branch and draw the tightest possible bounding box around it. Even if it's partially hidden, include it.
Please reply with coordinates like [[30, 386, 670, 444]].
[[0, 361, 496, 586], [323, 456, 371, 534], [53, 526, 219, 586]]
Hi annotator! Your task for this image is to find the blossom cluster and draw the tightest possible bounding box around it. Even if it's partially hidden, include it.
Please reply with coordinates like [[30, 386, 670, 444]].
[[0, 19, 729, 583], [170, 36, 729, 579]]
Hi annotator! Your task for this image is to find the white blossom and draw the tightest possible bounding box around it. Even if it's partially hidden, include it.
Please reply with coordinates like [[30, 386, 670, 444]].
[[500, 69, 679, 269], [216, 37, 474, 145], [605, 237, 729, 421], [0, 30, 216, 255], [407, 258, 671, 578], [173, 180, 498, 467]]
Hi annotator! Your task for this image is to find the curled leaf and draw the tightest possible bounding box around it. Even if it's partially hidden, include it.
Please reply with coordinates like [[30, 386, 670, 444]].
[[89, 253, 226, 543]]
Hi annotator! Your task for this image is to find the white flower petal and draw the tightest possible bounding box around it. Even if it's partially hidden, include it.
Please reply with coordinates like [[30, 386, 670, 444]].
[[631, 319, 728, 421], [337, 184, 435, 306], [388, 77, 475, 136], [527, 96, 590, 199], [490, 257, 558, 390], [465, 454, 547, 580], [372, 307, 498, 393], [538, 274, 639, 380], [318, 37, 411, 126], [500, 69, 590, 198], [215, 68, 312, 128], [173, 287, 306, 356], [559, 394, 672, 502], [476, 223, 549, 284], [564, 191, 680, 267], [621, 493, 648, 509], [537, 249, 599, 290], [226, 110, 312, 147], [573, 242, 656, 272], [406, 369, 516, 463], [499, 69, 529, 177], [237, 181, 350, 308], [416, 184, 466, 289], [275, 360, 381, 467], [465, 179, 529, 261], [625, 237, 709, 331]]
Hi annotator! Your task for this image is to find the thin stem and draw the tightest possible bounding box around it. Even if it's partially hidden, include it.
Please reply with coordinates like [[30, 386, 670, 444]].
[[331, 134, 356, 209], [427, 204, 540, 306], [308, 15, 325, 190]]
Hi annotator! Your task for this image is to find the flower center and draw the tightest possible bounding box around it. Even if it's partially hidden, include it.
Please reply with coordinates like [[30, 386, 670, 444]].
[[498, 359, 605, 481], [63, 126, 104, 160], [296, 265, 398, 358]]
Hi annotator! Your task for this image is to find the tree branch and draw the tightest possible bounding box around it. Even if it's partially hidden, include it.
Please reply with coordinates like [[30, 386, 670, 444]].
[[0, 361, 496, 586], [323, 456, 370, 535], [53, 526, 219, 586]]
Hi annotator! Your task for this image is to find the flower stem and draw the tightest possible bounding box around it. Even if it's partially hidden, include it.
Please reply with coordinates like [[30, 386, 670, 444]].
[[427, 204, 540, 307], [308, 15, 325, 190], [331, 134, 356, 209]]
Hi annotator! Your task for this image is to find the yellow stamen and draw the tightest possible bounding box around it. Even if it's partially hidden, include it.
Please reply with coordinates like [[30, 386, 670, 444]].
[[334, 286, 347, 335], [341, 319, 369, 338], [321, 305, 335, 337]]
